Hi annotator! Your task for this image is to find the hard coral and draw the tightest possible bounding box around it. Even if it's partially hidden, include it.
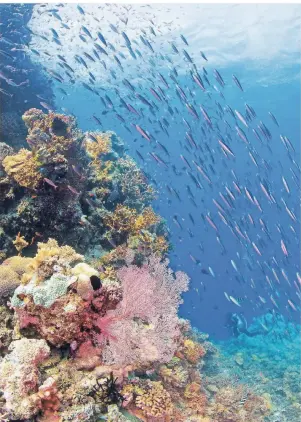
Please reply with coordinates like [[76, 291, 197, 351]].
[[21, 238, 83, 283], [176, 338, 206, 364], [2, 255, 33, 277], [184, 382, 207, 415], [133, 381, 173, 421], [114, 157, 155, 210], [84, 131, 111, 162], [0, 338, 50, 420], [207, 385, 270, 422], [3, 148, 42, 189], [0, 263, 20, 300]]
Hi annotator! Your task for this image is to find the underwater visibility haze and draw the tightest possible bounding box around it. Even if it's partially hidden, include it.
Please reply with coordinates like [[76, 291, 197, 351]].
[[0, 2, 300, 422]]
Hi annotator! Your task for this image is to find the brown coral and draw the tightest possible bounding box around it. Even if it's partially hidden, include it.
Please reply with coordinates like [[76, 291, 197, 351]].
[[0, 264, 20, 299]]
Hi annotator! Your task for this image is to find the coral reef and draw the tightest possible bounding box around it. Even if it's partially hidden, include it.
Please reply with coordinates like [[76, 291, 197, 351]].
[[0, 109, 290, 421], [0, 109, 164, 262]]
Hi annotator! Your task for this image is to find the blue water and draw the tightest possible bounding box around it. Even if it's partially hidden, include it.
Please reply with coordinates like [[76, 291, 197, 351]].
[[55, 67, 300, 339]]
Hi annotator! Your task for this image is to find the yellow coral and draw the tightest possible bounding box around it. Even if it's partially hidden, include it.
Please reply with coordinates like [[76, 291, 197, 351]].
[[182, 339, 206, 364], [13, 232, 29, 255], [128, 231, 169, 256], [104, 206, 161, 239], [3, 149, 42, 189], [133, 207, 160, 232], [103, 205, 137, 234], [3, 256, 33, 277], [84, 132, 111, 161], [159, 358, 189, 388], [135, 381, 173, 419], [21, 239, 83, 283], [91, 161, 113, 195]]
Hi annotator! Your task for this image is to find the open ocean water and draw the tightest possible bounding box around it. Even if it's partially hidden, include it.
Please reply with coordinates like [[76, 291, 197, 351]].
[[0, 2, 300, 422]]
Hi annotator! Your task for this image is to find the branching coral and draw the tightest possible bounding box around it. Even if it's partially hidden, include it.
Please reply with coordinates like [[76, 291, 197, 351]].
[[13, 232, 29, 254], [123, 381, 173, 421]]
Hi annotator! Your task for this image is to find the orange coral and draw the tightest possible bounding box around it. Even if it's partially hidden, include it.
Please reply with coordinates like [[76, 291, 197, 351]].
[[38, 377, 61, 421]]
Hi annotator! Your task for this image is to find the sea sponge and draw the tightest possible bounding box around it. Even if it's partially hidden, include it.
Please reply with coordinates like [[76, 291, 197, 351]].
[[11, 273, 77, 308], [0, 306, 13, 350], [15, 293, 88, 347], [0, 264, 20, 299], [3, 148, 42, 189]]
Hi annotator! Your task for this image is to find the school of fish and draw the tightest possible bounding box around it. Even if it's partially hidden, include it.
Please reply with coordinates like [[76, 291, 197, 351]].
[[3, 3, 300, 326]]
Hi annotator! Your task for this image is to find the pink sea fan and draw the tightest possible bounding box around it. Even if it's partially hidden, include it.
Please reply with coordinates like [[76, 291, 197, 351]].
[[98, 256, 189, 367]]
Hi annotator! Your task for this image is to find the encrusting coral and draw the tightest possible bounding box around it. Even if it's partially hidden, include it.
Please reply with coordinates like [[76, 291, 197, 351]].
[[0, 109, 274, 422]]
